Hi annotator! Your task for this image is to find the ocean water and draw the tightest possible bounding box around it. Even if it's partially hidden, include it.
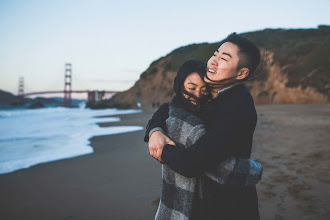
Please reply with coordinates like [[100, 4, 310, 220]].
[[0, 106, 143, 175]]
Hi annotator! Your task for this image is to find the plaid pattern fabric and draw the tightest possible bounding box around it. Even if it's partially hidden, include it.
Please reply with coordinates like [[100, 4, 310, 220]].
[[155, 96, 263, 220]]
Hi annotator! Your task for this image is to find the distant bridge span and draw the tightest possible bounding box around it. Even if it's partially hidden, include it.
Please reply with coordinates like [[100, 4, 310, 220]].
[[18, 63, 122, 105], [24, 90, 119, 96], [23, 90, 120, 103]]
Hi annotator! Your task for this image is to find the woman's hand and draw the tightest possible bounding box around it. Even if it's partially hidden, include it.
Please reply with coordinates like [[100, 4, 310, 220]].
[[149, 131, 175, 162]]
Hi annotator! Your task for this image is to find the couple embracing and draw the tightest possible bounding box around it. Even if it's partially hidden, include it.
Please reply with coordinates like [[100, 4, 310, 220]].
[[145, 33, 263, 220]]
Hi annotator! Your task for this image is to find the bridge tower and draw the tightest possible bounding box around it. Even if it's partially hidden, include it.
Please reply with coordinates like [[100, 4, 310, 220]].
[[18, 77, 24, 103], [64, 63, 72, 105]]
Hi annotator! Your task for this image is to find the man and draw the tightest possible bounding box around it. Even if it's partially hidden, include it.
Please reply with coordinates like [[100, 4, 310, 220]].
[[146, 33, 261, 219]]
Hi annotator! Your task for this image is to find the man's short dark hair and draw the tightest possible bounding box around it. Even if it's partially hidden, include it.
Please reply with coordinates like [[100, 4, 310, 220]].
[[222, 33, 260, 79]]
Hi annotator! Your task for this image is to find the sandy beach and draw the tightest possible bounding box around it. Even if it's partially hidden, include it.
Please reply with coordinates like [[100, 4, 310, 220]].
[[0, 104, 329, 220], [253, 104, 330, 219]]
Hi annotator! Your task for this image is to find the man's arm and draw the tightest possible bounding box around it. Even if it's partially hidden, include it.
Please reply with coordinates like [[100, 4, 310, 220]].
[[161, 107, 254, 178], [183, 114, 262, 186], [146, 100, 262, 185]]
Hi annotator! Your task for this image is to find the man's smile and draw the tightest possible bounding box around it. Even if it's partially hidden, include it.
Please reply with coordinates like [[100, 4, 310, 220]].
[[207, 68, 217, 74]]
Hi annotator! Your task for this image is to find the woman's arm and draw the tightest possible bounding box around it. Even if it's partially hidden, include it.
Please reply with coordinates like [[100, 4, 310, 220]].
[[204, 157, 263, 186], [185, 121, 262, 186], [144, 103, 169, 143]]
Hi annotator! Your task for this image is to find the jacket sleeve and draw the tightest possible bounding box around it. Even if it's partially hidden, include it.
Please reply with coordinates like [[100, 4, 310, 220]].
[[144, 103, 169, 142], [161, 106, 252, 178], [204, 157, 263, 186], [185, 117, 262, 186]]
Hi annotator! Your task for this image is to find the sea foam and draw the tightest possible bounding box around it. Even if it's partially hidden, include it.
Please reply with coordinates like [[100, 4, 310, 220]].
[[0, 107, 143, 174]]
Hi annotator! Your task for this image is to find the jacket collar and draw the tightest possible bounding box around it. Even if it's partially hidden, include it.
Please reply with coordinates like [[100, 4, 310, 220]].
[[215, 81, 247, 98]]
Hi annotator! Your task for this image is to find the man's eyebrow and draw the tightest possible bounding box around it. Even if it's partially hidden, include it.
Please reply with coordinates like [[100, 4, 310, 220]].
[[215, 50, 232, 58], [222, 52, 232, 58]]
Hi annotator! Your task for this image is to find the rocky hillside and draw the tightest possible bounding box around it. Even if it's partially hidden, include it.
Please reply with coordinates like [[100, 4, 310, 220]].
[[110, 26, 330, 107]]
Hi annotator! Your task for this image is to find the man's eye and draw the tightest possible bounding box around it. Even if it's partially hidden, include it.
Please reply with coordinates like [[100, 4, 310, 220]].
[[213, 54, 216, 57], [189, 88, 195, 91], [221, 57, 227, 61]]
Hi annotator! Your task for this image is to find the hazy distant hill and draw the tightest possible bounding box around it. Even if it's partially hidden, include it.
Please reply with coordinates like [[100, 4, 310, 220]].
[[109, 25, 329, 108], [51, 97, 86, 106], [0, 90, 85, 108], [0, 90, 18, 104]]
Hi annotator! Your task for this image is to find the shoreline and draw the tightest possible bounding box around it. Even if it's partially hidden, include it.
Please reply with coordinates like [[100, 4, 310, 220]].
[[0, 111, 161, 219], [0, 105, 329, 219]]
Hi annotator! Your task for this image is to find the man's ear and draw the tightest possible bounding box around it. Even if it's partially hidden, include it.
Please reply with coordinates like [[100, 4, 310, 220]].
[[236, 68, 249, 80]]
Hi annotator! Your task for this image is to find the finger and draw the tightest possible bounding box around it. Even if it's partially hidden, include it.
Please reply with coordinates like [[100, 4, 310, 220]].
[[156, 149, 163, 161], [150, 147, 155, 157], [151, 149, 156, 157], [154, 149, 159, 160]]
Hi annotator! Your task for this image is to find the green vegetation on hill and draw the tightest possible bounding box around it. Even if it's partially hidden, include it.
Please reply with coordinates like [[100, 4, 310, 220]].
[[240, 26, 330, 94]]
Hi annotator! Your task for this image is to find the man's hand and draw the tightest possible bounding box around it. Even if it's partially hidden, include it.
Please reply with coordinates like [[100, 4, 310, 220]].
[[149, 131, 175, 162]]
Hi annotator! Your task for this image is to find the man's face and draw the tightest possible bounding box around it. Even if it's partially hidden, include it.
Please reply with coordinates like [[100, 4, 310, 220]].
[[205, 42, 240, 84]]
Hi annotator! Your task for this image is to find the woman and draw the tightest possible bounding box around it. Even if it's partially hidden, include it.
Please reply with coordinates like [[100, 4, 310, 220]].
[[153, 60, 262, 220]]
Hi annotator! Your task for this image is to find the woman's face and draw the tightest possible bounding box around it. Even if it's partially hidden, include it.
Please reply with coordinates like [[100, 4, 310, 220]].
[[183, 72, 207, 105]]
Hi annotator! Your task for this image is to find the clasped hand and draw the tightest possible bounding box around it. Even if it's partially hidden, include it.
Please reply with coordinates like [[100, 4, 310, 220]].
[[148, 131, 175, 162]]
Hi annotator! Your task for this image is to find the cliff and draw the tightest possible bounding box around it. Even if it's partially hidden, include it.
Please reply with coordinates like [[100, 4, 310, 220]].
[[110, 26, 330, 107]]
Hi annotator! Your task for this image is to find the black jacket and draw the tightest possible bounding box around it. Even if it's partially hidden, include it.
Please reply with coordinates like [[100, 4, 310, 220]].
[[145, 84, 260, 220]]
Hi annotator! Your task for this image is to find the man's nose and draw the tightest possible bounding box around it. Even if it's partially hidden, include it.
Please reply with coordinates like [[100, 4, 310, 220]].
[[209, 57, 218, 67]]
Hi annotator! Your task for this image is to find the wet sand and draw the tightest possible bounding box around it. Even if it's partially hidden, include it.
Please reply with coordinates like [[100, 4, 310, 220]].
[[0, 112, 161, 220], [253, 104, 330, 219], [0, 104, 329, 219]]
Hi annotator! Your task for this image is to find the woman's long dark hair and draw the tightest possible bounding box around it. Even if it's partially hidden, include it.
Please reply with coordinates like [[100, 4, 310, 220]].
[[173, 59, 211, 113]]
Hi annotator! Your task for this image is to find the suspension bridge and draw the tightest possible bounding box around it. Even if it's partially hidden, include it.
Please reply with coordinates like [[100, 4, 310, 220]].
[[17, 63, 120, 105]]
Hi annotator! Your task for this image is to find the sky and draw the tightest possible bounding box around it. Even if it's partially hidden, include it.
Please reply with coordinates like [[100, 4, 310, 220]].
[[0, 0, 329, 99]]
